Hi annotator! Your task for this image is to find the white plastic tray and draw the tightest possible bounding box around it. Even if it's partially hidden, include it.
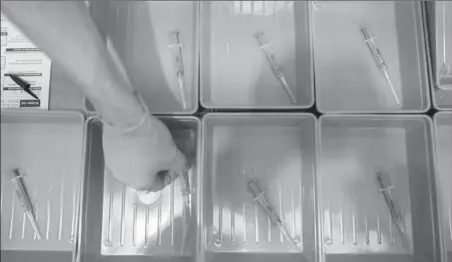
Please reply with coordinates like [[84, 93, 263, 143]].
[[87, 1, 199, 115], [200, 1, 313, 109], [434, 112, 452, 262], [313, 1, 429, 113], [435, 1, 452, 90], [426, 1, 452, 110], [80, 116, 200, 262], [318, 115, 437, 262], [0, 111, 85, 262], [202, 113, 317, 262]]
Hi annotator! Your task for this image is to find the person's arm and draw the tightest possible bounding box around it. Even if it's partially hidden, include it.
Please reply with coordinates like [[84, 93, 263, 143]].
[[1, 1, 142, 129], [1, 1, 187, 191]]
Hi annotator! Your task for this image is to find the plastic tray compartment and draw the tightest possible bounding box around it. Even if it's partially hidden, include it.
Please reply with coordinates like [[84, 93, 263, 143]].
[[426, 1, 452, 110], [435, 1, 452, 90], [202, 113, 317, 262], [318, 115, 438, 262], [313, 2, 430, 113], [79, 116, 200, 262], [200, 1, 313, 109], [85, 1, 199, 115], [434, 112, 452, 262], [0, 111, 86, 262]]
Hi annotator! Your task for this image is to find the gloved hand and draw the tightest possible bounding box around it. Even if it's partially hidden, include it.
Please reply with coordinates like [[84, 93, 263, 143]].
[[102, 113, 187, 192]]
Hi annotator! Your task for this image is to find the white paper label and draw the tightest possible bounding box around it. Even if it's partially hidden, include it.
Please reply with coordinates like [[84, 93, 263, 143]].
[[1, 13, 51, 110]]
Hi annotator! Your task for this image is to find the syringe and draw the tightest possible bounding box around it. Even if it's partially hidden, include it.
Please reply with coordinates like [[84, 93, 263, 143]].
[[5, 169, 42, 240], [180, 171, 192, 213], [255, 33, 297, 104], [375, 172, 405, 235], [180, 170, 192, 254], [169, 31, 189, 109], [361, 26, 400, 105], [441, 2, 450, 77], [248, 180, 301, 251]]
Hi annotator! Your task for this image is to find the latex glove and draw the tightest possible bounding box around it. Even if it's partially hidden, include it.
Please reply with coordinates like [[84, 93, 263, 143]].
[[102, 113, 187, 192]]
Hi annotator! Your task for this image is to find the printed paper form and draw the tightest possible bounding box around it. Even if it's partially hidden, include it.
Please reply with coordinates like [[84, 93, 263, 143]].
[[1, 13, 51, 110]]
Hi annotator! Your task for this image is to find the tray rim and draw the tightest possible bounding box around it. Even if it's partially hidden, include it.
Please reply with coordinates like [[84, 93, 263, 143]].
[[1, 109, 85, 122]]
